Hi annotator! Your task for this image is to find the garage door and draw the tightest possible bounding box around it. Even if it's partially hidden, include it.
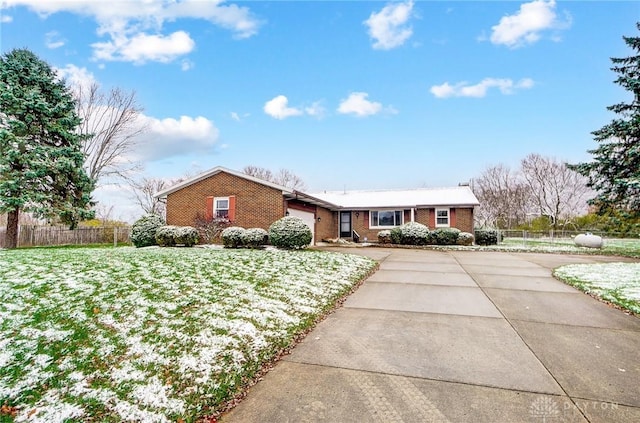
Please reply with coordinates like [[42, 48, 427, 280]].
[[286, 208, 315, 245]]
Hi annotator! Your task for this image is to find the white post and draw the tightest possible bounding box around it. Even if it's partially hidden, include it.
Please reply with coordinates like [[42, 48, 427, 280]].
[[113, 227, 118, 247]]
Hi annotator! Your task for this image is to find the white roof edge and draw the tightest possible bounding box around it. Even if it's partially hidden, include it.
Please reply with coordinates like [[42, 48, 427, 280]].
[[154, 166, 294, 199], [338, 203, 479, 210]]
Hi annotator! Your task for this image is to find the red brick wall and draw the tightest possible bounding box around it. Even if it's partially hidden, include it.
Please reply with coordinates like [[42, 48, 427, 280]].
[[166, 171, 285, 230], [316, 207, 337, 241], [454, 208, 474, 233], [352, 211, 378, 241], [343, 207, 475, 242], [415, 208, 430, 227]]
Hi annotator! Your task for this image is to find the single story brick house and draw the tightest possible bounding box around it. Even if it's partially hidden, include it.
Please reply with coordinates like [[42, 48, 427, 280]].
[[155, 166, 479, 244]]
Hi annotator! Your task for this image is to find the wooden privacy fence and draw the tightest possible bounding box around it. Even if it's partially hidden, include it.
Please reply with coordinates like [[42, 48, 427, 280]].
[[0, 226, 131, 248]]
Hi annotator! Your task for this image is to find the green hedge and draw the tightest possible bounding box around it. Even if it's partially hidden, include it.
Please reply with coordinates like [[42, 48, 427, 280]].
[[269, 216, 312, 249]]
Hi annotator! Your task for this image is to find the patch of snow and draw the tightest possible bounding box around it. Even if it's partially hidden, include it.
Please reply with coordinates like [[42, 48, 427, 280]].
[[0, 246, 375, 421]]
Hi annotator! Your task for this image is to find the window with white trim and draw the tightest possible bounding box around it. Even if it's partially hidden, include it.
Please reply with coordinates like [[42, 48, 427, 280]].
[[370, 210, 403, 228], [214, 197, 229, 218], [436, 208, 450, 227]]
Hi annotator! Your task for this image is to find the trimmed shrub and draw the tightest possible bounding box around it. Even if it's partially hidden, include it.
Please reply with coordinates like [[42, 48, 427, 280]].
[[432, 227, 460, 245], [221, 226, 246, 248], [456, 232, 474, 246], [156, 225, 199, 247], [176, 226, 200, 247], [475, 229, 502, 246], [390, 227, 403, 244], [242, 228, 269, 249], [156, 225, 177, 247], [269, 216, 312, 249], [377, 230, 392, 244], [404, 222, 431, 245], [131, 214, 164, 248], [424, 230, 436, 245]]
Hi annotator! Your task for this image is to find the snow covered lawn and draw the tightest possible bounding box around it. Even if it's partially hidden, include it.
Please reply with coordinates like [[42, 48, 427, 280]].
[[554, 263, 640, 314], [499, 237, 640, 258], [0, 246, 376, 422]]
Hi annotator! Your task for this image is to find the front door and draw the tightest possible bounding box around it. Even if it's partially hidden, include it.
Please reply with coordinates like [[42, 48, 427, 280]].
[[340, 211, 351, 238]]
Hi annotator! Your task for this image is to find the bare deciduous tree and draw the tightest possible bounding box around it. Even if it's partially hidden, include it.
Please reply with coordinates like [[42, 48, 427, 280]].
[[520, 153, 592, 230], [242, 165, 274, 182], [93, 204, 115, 225], [75, 83, 147, 184], [473, 164, 532, 229], [242, 165, 307, 191], [473, 154, 592, 230], [130, 177, 176, 217]]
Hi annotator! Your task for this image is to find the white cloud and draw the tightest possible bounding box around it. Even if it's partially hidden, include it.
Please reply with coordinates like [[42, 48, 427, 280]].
[[45, 30, 65, 49], [364, 1, 414, 50], [430, 78, 535, 98], [180, 59, 194, 71], [264, 95, 303, 120], [55, 64, 98, 93], [1, 14, 13, 23], [92, 30, 195, 64], [489, 0, 571, 48], [230, 112, 250, 122], [2, 0, 260, 63], [132, 115, 220, 162], [305, 101, 326, 119], [337, 92, 385, 117]]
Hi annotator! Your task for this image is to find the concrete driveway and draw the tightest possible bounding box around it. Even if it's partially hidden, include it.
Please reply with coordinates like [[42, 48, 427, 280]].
[[221, 248, 640, 422]]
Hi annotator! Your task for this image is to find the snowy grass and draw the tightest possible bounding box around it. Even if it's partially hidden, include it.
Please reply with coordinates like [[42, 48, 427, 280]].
[[554, 263, 640, 315], [498, 237, 640, 258], [368, 237, 640, 258], [0, 246, 377, 422]]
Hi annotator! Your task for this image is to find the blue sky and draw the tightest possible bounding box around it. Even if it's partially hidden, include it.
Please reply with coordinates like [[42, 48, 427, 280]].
[[1, 1, 639, 222]]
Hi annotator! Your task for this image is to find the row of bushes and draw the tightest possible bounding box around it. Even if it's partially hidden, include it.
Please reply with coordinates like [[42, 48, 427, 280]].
[[131, 215, 200, 248], [221, 227, 268, 248], [131, 214, 313, 250], [378, 223, 473, 246], [156, 225, 199, 247], [377, 223, 501, 246], [132, 213, 501, 249], [222, 216, 312, 250]]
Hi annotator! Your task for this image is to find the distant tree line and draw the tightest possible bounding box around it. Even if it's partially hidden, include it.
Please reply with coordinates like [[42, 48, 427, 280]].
[[472, 153, 592, 231]]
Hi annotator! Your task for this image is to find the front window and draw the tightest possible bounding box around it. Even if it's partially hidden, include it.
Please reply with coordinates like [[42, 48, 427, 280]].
[[436, 208, 450, 227], [370, 210, 403, 228], [214, 197, 229, 218]]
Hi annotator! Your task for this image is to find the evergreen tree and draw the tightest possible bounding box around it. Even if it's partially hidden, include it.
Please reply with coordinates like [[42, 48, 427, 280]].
[[0, 49, 94, 248], [570, 23, 640, 216]]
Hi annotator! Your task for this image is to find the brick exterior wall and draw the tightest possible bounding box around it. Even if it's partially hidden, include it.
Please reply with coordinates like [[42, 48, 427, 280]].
[[352, 211, 374, 241], [453, 207, 474, 233], [415, 208, 430, 228], [341, 207, 475, 242], [166, 171, 285, 230], [316, 207, 337, 241], [165, 170, 476, 244]]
